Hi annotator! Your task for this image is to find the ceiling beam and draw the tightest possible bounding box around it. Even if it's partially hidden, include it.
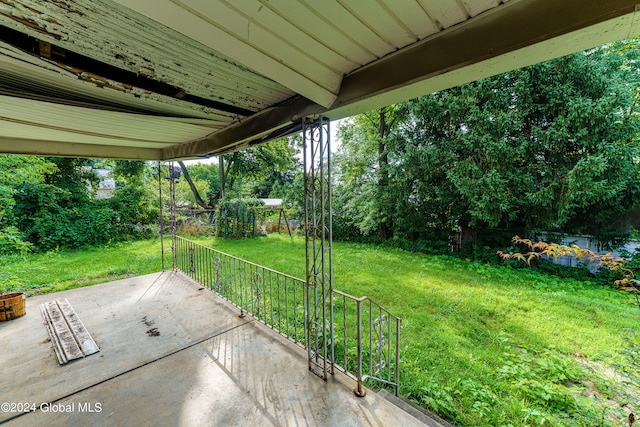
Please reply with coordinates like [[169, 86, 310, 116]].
[[329, 0, 640, 118], [0, 137, 162, 159], [161, 95, 317, 159]]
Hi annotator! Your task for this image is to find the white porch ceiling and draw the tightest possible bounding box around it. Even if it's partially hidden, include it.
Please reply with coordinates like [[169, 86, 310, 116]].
[[0, 0, 639, 160]]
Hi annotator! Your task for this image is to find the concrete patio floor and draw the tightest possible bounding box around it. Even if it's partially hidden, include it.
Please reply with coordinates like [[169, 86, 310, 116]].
[[0, 272, 445, 427]]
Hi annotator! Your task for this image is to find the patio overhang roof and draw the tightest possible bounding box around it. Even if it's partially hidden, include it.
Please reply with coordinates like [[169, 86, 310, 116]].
[[1, 0, 639, 160]]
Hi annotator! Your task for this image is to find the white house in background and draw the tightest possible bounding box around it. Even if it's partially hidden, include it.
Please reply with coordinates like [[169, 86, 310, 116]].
[[536, 232, 640, 271], [93, 169, 115, 199], [259, 198, 283, 209]]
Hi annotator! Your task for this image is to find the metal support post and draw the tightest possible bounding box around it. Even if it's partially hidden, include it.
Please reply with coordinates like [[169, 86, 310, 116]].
[[218, 155, 225, 199], [303, 116, 334, 380], [169, 161, 177, 270], [158, 161, 165, 271]]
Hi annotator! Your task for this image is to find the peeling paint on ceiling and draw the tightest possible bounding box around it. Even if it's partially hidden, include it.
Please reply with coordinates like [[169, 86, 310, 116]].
[[0, 0, 639, 160]]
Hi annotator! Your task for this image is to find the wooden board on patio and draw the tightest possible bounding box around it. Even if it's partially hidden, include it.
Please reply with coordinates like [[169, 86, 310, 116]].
[[40, 298, 99, 365]]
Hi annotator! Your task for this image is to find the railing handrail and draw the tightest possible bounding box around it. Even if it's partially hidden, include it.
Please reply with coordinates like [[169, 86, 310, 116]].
[[174, 236, 401, 396], [175, 236, 304, 283], [332, 289, 370, 303]]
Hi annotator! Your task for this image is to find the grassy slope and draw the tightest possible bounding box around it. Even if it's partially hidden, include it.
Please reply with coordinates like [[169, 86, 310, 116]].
[[2, 234, 638, 425], [210, 235, 636, 359], [207, 235, 640, 426]]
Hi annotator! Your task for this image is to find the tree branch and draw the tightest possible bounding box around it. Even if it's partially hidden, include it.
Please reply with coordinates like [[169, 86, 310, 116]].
[[177, 161, 210, 209]]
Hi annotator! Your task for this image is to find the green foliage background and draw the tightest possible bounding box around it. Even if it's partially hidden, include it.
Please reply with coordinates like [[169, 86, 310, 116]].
[[334, 40, 640, 246]]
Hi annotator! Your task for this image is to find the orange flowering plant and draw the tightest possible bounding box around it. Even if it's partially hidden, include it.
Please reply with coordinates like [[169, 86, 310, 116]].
[[498, 236, 639, 308]]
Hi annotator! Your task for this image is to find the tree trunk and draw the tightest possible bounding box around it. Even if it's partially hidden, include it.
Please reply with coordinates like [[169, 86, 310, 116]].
[[459, 222, 478, 253], [177, 161, 210, 209], [206, 152, 239, 206], [378, 108, 391, 239]]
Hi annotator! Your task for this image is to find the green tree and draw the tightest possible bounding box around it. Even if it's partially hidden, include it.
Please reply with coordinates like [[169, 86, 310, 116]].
[[174, 136, 300, 210], [108, 160, 157, 238], [0, 155, 57, 226], [334, 106, 407, 238], [0, 155, 57, 253], [8, 157, 159, 250], [335, 40, 640, 245], [222, 136, 300, 198], [183, 162, 221, 204], [12, 157, 113, 250]]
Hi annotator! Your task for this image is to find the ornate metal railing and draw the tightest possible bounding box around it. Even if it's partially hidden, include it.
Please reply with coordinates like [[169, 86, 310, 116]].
[[174, 236, 401, 395], [174, 237, 307, 344], [333, 290, 401, 396]]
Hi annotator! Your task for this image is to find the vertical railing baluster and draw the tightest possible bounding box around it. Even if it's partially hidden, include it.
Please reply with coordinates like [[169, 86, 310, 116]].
[[387, 308, 391, 384], [369, 300, 373, 379], [227, 256, 231, 299], [263, 267, 268, 323], [260, 266, 265, 320], [395, 318, 401, 396], [176, 238, 180, 270], [209, 250, 213, 290], [194, 245, 198, 282], [233, 258, 238, 307], [199, 246, 202, 284], [196, 245, 200, 282], [290, 278, 295, 341], [277, 275, 282, 333], [376, 306, 385, 378], [247, 263, 251, 315], [269, 270, 274, 328]]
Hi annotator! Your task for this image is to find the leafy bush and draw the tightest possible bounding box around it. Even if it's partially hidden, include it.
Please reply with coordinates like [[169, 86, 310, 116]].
[[30, 204, 116, 250], [0, 226, 33, 255], [332, 212, 365, 241], [108, 181, 157, 240], [13, 182, 118, 250], [7, 159, 159, 251], [499, 236, 640, 305], [0, 273, 23, 294]]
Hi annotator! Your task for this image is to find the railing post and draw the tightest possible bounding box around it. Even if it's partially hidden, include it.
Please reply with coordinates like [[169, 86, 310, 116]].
[[158, 161, 165, 272], [354, 298, 365, 397], [395, 318, 402, 396]]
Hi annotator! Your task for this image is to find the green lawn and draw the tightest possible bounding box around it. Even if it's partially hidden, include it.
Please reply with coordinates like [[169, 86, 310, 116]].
[[2, 234, 638, 426], [0, 239, 166, 295]]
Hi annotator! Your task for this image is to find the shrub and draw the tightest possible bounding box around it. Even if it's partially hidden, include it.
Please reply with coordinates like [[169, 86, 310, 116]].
[[29, 204, 116, 250], [0, 226, 33, 255], [498, 236, 640, 309]]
